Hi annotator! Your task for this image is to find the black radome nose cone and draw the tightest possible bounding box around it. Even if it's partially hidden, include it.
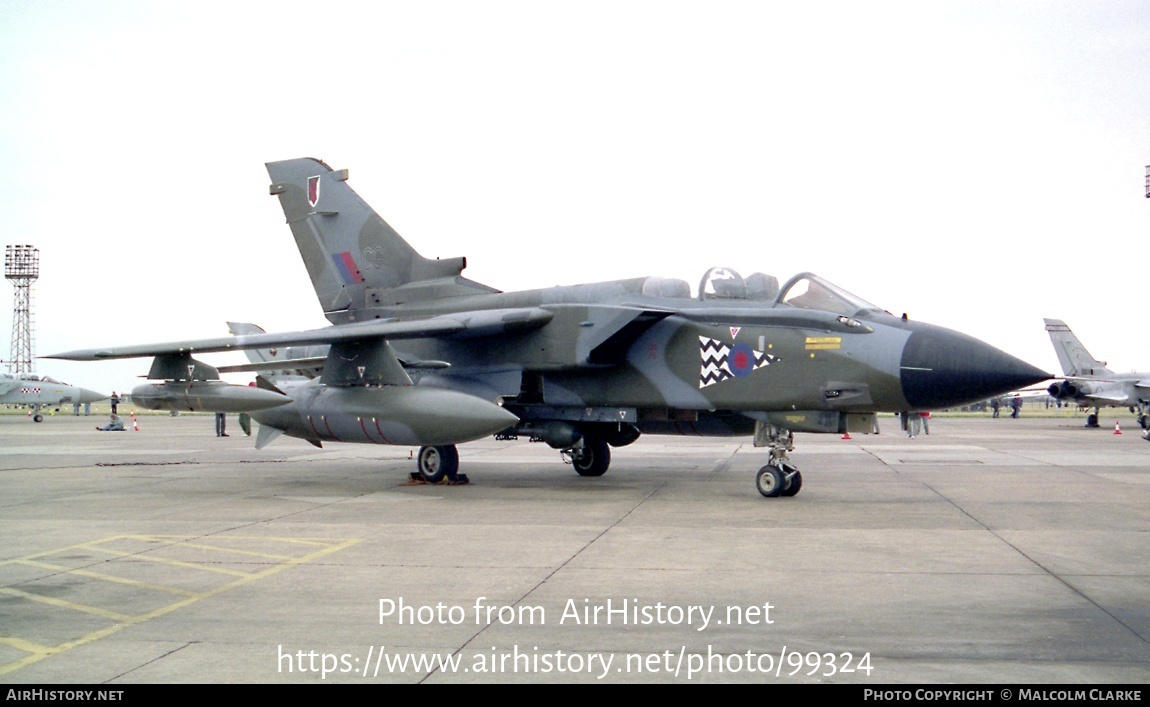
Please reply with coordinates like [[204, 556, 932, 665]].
[[900, 322, 1051, 410]]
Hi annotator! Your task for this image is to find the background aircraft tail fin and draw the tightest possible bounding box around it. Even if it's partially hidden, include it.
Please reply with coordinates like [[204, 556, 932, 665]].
[[226, 321, 325, 380], [1043, 318, 1113, 377], [266, 158, 493, 324]]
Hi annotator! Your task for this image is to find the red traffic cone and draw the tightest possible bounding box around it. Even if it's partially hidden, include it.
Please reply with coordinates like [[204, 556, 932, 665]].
[[131, 413, 139, 431], [1114, 421, 1121, 435], [841, 431, 852, 440]]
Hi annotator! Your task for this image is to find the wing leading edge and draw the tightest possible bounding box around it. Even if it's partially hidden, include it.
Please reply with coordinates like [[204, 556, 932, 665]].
[[46, 308, 555, 362]]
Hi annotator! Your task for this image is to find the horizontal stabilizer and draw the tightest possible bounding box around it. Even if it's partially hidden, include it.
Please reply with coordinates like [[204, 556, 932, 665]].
[[1086, 391, 1132, 403]]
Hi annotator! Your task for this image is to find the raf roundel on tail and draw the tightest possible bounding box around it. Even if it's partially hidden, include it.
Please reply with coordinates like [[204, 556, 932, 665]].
[[48, 158, 1052, 498]]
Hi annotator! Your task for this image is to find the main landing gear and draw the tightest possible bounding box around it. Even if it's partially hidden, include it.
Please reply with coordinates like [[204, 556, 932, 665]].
[[754, 423, 803, 498], [562, 437, 611, 477], [414, 445, 467, 484]]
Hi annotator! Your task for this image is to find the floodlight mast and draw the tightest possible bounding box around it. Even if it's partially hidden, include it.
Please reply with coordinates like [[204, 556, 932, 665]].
[[5, 245, 40, 375]]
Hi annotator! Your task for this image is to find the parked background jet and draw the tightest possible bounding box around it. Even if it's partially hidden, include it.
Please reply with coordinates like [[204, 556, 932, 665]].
[[48, 158, 1050, 497], [1044, 318, 1150, 429], [0, 371, 106, 422]]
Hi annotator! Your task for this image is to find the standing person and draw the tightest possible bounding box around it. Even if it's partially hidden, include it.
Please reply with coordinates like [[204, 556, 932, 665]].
[[920, 411, 930, 435], [1011, 394, 1022, 418], [110, 391, 120, 415], [990, 397, 1000, 418], [905, 411, 921, 438], [215, 412, 228, 437]]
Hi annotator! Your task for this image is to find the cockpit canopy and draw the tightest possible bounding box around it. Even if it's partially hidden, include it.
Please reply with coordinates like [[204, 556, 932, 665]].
[[776, 272, 883, 317], [640, 267, 883, 318], [0, 372, 63, 384], [697, 267, 779, 302]]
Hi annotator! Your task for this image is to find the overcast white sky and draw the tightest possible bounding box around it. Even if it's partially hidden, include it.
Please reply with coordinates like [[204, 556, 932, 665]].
[[2, 1, 1148, 395]]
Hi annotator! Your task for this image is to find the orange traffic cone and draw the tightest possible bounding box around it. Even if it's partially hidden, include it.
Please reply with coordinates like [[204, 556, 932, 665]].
[[841, 431, 852, 440], [1114, 421, 1121, 435]]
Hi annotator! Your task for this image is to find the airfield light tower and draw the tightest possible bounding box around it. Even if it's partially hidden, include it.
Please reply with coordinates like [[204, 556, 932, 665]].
[[5, 244, 39, 375]]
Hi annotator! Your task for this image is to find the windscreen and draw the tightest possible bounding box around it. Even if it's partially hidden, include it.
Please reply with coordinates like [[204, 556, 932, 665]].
[[776, 273, 881, 317]]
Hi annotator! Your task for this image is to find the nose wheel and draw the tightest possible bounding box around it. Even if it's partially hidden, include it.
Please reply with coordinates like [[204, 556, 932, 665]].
[[753, 423, 801, 498], [756, 464, 802, 498]]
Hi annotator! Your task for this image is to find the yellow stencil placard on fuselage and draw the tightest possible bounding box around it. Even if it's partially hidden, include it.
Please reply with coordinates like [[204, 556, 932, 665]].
[[805, 336, 842, 350]]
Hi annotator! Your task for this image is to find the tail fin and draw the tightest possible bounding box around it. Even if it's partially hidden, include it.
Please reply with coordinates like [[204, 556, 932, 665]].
[[1043, 318, 1113, 377], [265, 158, 496, 324]]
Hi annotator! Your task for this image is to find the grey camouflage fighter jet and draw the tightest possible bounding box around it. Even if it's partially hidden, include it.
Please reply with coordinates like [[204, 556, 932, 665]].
[[1044, 318, 1150, 430], [0, 371, 107, 422], [48, 158, 1051, 497]]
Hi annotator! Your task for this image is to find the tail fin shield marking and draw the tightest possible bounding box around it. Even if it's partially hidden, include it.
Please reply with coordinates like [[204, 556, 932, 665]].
[[307, 176, 320, 207]]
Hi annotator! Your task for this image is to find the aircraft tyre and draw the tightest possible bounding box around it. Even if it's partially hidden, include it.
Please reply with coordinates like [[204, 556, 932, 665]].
[[1086, 413, 1099, 428], [572, 437, 610, 477], [33, 414, 43, 423], [755, 465, 785, 498], [1139, 415, 1149, 430], [417, 445, 459, 483], [780, 465, 802, 497]]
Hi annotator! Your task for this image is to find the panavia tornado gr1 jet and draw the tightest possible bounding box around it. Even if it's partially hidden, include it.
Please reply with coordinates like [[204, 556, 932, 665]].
[[49, 158, 1050, 497], [0, 371, 106, 422], [1044, 318, 1150, 430]]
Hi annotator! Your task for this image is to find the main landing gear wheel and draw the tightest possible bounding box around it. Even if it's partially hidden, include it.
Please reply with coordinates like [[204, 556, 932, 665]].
[[572, 437, 610, 477], [1086, 413, 1099, 428], [33, 414, 43, 422], [416, 445, 459, 483], [1139, 415, 1149, 431]]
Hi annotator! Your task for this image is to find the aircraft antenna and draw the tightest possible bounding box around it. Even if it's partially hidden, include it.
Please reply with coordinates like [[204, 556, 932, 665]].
[[5, 244, 39, 375], [1145, 165, 1149, 198]]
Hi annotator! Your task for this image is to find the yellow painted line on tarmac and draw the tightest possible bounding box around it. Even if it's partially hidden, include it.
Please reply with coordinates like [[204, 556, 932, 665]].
[[19, 559, 200, 597], [0, 636, 50, 654], [0, 587, 133, 622], [0, 534, 362, 676], [173, 542, 295, 561]]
